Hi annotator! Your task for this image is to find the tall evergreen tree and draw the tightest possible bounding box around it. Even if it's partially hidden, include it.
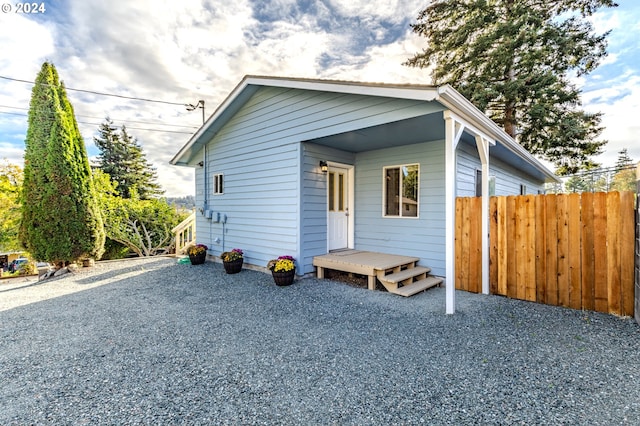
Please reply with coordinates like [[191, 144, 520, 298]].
[[94, 118, 163, 199], [20, 62, 105, 264], [405, 0, 617, 174]]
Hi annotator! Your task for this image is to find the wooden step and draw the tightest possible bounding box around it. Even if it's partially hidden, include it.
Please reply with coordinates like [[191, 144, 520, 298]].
[[391, 276, 443, 297], [378, 266, 431, 284]]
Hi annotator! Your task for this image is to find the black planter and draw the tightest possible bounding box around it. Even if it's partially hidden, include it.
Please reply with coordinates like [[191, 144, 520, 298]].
[[223, 259, 243, 274], [272, 270, 295, 286], [189, 252, 206, 265]]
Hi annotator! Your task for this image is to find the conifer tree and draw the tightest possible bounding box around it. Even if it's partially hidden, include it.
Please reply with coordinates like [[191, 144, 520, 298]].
[[405, 0, 617, 174], [94, 119, 163, 199], [20, 62, 105, 264]]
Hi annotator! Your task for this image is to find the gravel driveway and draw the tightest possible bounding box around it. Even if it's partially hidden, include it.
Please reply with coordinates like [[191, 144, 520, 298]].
[[1, 256, 639, 425]]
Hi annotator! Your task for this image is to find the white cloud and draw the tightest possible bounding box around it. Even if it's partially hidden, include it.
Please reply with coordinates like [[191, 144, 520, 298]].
[[1, 0, 638, 196]]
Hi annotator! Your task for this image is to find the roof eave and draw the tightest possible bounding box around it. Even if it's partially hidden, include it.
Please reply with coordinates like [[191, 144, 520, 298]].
[[436, 85, 560, 183]]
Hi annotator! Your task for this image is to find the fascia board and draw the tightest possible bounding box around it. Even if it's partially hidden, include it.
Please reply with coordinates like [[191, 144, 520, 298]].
[[437, 85, 560, 183]]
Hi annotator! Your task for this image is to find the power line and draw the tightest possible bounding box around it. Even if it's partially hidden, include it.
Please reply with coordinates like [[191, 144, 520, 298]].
[[0, 111, 194, 135], [0, 75, 189, 106], [0, 104, 199, 130]]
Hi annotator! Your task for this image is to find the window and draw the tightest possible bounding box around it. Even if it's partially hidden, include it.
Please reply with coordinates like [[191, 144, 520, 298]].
[[475, 170, 496, 196], [213, 173, 223, 195], [384, 164, 419, 217], [520, 184, 527, 195]]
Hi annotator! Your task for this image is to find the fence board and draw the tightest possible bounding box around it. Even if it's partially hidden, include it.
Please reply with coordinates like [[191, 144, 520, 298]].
[[497, 196, 508, 296], [556, 194, 570, 308], [455, 191, 635, 317], [620, 191, 635, 316], [535, 195, 547, 303], [607, 192, 622, 315], [593, 193, 608, 312], [506, 196, 517, 299], [580, 192, 595, 311], [455, 197, 464, 291], [568, 193, 582, 310], [489, 197, 499, 295], [545, 195, 558, 306], [468, 197, 481, 293]]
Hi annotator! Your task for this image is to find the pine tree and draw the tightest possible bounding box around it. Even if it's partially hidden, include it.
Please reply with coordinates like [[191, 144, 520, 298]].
[[611, 148, 635, 191], [405, 0, 617, 174], [20, 62, 105, 264], [94, 119, 163, 199]]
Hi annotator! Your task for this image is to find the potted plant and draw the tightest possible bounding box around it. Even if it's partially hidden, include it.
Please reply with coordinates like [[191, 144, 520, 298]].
[[267, 255, 296, 286], [221, 248, 244, 274], [187, 243, 208, 265]]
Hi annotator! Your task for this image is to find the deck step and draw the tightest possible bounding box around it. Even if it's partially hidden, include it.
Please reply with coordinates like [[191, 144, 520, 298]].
[[391, 276, 443, 297], [379, 266, 431, 284]]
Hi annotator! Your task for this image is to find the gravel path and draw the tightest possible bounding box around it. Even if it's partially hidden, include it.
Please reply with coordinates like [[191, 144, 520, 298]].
[[1, 257, 639, 425]]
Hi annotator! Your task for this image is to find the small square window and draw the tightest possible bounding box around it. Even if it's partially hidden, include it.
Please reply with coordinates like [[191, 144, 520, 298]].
[[213, 173, 223, 195]]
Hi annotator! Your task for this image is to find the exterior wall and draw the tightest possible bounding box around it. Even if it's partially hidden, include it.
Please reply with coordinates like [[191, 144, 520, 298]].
[[195, 86, 434, 273], [353, 141, 447, 276], [456, 142, 545, 197], [300, 143, 355, 274]]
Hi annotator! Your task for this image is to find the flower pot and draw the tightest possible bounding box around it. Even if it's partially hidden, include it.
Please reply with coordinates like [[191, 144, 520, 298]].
[[272, 270, 295, 286], [189, 252, 206, 265], [223, 258, 243, 274]]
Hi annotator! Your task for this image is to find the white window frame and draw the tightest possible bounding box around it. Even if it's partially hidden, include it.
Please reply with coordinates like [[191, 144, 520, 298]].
[[383, 163, 420, 218], [213, 173, 224, 195]]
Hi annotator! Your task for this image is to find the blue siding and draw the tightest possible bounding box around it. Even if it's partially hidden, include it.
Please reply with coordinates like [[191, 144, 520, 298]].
[[353, 141, 447, 276], [456, 142, 545, 196], [195, 86, 436, 273], [300, 143, 355, 274]]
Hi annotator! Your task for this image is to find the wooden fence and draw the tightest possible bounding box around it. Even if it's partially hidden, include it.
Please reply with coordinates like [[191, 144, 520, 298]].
[[455, 192, 636, 316]]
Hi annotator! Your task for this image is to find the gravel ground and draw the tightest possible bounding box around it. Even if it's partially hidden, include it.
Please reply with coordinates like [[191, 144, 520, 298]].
[[1, 256, 639, 425]]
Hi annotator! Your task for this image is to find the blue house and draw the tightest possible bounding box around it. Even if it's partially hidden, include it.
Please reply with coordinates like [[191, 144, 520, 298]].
[[171, 76, 557, 312]]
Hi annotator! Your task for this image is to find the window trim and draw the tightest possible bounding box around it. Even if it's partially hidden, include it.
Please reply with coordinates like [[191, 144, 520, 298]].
[[213, 173, 224, 195], [382, 163, 420, 219]]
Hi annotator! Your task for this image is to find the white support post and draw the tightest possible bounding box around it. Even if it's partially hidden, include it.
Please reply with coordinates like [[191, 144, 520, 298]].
[[443, 111, 462, 314], [475, 136, 490, 295]]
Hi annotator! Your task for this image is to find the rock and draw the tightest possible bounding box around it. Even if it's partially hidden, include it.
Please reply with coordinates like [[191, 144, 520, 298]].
[[54, 268, 69, 277]]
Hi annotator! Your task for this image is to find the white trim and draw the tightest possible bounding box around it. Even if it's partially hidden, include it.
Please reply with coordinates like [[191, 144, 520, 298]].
[[326, 162, 355, 251], [382, 163, 420, 219], [444, 113, 460, 315], [475, 135, 490, 295], [212, 173, 224, 195]]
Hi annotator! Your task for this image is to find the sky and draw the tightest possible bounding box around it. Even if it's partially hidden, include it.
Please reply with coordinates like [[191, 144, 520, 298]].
[[1, 0, 639, 197]]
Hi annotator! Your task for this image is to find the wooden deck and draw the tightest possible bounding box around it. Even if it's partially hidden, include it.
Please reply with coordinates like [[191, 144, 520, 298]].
[[313, 250, 442, 296]]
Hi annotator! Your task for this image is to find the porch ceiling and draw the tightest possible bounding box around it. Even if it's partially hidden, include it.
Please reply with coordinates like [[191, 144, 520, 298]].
[[304, 112, 447, 152], [308, 112, 553, 183]]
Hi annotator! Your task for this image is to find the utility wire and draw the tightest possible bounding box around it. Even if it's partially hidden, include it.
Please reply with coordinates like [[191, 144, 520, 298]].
[[0, 105, 199, 130], [0, 111, 194, 135], [0, 75, 189, 106]]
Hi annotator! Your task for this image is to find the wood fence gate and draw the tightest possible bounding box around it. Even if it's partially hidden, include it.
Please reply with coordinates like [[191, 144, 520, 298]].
[[455, 192, 636, 316]]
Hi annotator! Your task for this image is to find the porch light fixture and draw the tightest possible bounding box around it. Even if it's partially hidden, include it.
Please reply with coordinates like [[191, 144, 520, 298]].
[[319, 160, 328, 173]]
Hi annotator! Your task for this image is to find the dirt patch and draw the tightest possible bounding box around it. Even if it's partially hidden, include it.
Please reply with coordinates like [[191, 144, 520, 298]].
[[322, 269, 386, 291]]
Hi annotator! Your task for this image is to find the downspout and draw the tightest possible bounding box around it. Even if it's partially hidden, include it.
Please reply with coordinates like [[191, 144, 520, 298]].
[[203, 144, 207, 212]]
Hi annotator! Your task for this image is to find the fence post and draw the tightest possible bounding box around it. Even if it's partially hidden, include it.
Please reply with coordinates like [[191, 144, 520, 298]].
[[635, 162, 640, 324]]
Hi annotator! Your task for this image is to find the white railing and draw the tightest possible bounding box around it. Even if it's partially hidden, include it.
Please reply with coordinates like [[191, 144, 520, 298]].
[[172, 211, 196, 255]]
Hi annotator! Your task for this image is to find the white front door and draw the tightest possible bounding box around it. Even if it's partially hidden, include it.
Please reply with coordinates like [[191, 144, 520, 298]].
[[327, 165, 350, 251]]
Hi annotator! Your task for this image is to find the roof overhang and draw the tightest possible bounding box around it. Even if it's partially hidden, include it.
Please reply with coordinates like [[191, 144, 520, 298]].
[[170, 76, 559, 183]]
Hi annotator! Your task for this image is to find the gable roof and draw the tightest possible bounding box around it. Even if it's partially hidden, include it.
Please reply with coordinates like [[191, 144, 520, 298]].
[[170, 75, 558, 182]]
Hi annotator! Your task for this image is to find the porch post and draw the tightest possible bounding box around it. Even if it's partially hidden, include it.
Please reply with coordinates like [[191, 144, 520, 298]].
[[475, 136, 490, 295], [443, 111, 463, 314]]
